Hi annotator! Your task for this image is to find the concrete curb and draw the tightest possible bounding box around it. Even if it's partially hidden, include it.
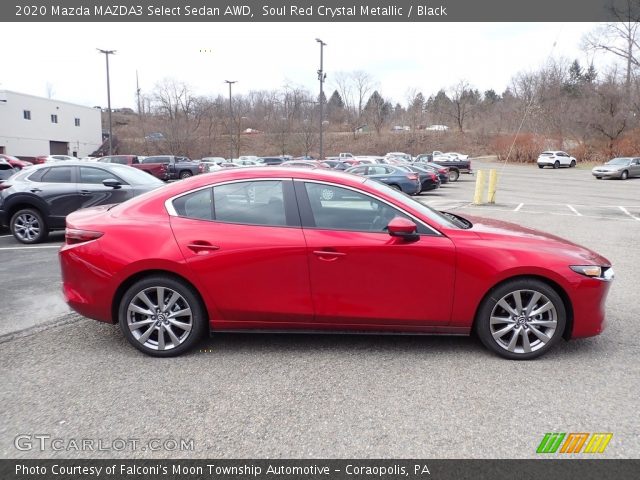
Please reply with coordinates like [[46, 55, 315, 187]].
[[0, 313, 86, 344]]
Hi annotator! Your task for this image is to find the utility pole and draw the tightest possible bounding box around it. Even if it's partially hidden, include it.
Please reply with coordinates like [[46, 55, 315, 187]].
[[97, 49, 116, 155], [315, 38, 327, 160], [224, 80, 237, 161]]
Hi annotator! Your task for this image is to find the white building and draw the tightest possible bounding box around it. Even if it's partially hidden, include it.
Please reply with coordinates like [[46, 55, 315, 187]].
[[0, 90, 102, 159]]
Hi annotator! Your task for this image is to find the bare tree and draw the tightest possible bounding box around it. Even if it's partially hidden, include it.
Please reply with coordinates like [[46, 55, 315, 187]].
[[583, 0, 640, 95]]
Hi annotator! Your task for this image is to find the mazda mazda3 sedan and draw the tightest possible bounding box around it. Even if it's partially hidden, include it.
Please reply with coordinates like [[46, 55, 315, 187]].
[[59, 168, 613, 359]]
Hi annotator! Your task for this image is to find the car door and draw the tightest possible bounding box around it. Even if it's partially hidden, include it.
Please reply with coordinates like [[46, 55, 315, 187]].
[[169, 179, 313, 326], [295, 180, 456, 327], [77, 166, 135, 208], [632, 158, 640, 177], [33, 165, 81, 228]]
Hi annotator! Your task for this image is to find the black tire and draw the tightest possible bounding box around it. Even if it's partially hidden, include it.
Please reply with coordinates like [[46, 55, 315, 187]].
[[570, 160, 576, 168], [553, 161, 560, 169], [179, 170, 193, 179], [475, 278, 566, 360], [595, 176, 602, 180], [538, 165, 544, 169], [621, 170, 628, 180], [389, 184, 402, 191], [119, 275, 206, 357], [10, 208, 48, 244], [448, 169, 460, 182]]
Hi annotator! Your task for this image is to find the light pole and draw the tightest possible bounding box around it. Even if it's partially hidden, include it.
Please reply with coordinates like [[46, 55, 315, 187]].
[[315, 38, 327, 160], [97, 49, 116, 155], [225, 80, 237, 160]]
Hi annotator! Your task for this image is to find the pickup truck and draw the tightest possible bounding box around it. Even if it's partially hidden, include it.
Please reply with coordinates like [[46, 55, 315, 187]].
[[136, 155, 200, 180], [325, 152, 354, 161], [414, 153, 472, 182]]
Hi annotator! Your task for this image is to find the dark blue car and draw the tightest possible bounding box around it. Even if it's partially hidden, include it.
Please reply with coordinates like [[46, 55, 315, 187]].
[[345, 164, 421, 195]]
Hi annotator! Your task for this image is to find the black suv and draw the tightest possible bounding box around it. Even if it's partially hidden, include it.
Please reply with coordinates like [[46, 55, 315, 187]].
[[0, 162, 163, 243]]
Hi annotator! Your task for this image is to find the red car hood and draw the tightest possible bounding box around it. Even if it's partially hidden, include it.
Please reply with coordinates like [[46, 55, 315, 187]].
[[460, 214, 611, 265]]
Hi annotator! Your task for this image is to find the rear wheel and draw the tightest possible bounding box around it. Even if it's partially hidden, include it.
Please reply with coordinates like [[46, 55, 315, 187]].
[[621, 170, 629, 180], [119, 276, 206, 357], [538, 165, 544, 169], [553, 161, 560, 169], [179, 170, 193, 179], [475, 278, 566, 360], [448, 169, 460, 182], [10, 208, 48, 244], [389, 184, 402, 191]]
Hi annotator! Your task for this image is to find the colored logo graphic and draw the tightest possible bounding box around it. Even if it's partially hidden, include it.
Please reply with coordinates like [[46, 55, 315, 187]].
[[536, 433, 613, 454]]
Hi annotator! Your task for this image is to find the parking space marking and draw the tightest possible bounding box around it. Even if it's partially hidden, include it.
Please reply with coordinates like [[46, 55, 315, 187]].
[[0, 245, 62, 251], [619, 206, 640, 222], [567, 204, 582, 216], [514, 203, 524, 212], [0, 234, 14, 238]]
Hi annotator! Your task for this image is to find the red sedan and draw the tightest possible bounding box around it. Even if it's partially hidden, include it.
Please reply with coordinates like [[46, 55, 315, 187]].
[[59, 168, 613, 359], [0, 154, 33, 170]]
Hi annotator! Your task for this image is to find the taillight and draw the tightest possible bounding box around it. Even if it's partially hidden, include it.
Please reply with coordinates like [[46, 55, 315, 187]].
[[407, 173, 419, 181], [430, 173, 437, 180], [65, 228, 104, 245], [0, 183, 11, 191]]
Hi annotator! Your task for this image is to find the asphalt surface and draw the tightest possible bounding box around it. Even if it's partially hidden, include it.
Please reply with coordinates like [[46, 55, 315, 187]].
[[1, 160, 639, 459]]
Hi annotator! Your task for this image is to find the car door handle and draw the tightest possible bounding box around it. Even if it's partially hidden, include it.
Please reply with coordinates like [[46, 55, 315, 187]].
[[79, 190, 92, 195], [313, 250, 346, 261], [30, 188, 42, 193], [187, 241, 220, 254]]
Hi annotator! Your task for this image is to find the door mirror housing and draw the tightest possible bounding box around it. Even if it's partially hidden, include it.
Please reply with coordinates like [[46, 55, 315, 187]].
[[102, 178, 122, 189], [387, 216, 419, 242]]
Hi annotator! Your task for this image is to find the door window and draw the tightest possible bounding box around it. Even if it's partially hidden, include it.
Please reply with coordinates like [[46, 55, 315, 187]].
[[79, 167, 122, 184], [213, 181, 286, 226]]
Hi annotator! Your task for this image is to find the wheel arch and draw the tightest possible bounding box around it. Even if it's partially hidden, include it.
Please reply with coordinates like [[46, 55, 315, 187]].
[[5, 196, 50, 224], [111, 269, 210, 327], [472, 274, 574, 340]]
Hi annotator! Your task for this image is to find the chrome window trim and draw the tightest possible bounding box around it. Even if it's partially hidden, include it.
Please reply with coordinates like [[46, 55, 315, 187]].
[[296, 179, 442, 236], [164, 177, 291, 217]]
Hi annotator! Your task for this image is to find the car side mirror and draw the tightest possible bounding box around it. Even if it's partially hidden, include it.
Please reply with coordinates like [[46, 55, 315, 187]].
[[102, 178, 122, 189], [387, 216, 419, 242]]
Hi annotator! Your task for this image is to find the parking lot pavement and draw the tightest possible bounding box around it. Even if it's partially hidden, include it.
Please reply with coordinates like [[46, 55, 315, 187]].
[[0, 160, 639, 458], [0, 230, 70, 337]]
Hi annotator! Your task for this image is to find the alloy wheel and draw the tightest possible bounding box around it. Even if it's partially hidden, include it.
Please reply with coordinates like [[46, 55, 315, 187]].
[[126, 286, 193, 351], [489, 289, 557, 354], [13, 213, 41, 242]]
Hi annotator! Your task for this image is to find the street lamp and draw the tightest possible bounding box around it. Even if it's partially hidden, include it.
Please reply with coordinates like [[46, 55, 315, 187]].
[[315, 38, 327, 159], [97, 49, 116, 155], [224, 80, 237, 161]]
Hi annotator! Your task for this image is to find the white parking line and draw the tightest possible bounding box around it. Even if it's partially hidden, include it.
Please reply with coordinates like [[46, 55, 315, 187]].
[[0, 245, 61, 251], [514, 203, 524, 212], [0, 234, 14, 238], [567, 205, 582, 216], [619, 206, 640, 222]]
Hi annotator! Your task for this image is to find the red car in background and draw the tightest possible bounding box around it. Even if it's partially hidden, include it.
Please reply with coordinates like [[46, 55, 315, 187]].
[[0, 154, 33, 170], [59, 168, 613, 359]]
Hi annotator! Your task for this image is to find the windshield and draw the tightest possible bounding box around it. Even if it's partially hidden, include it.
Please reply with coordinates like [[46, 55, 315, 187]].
[[364, 179, 462, 229], [106, 165, 165, 186], [606, 158, 631, 166]]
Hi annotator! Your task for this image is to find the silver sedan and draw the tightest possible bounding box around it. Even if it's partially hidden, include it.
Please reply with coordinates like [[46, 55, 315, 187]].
[[592, 157, 640, 180]]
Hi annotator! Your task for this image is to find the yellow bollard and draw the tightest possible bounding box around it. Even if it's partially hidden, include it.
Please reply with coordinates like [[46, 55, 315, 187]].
[[473, 169, 486, 205], [487, 169, 498, 204]]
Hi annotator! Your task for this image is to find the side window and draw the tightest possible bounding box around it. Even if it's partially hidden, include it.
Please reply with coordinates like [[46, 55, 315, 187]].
[[111, 157, 127, 165], [303, 182, 412, 232], [80, 167, 122, 184], [213, 180, 286, 227], [41, 166, 73, 183], [173, 188, 213, 220], [28, 169, 49, 182], [350, 166, 366, 175]]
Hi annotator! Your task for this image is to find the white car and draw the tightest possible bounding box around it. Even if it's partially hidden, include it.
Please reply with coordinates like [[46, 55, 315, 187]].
[[445, 152, 469, 160], [537, 151, 577, 169], [385, 152, 412, 162]]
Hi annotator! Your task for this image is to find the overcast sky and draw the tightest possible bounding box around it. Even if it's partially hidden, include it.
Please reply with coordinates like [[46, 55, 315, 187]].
[[0, 22, 609, 109]]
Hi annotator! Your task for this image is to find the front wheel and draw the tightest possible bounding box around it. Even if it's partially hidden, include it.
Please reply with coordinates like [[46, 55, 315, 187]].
[[10, 208, 48, 244], [570, 160, 576, 168], [475, 279, 566, 360], [538, 165, 544, 169], [179, 170, 193, 179], [621, 170, 629, 180], [119, 276, 206, 357], [448, 169, 460, 182]]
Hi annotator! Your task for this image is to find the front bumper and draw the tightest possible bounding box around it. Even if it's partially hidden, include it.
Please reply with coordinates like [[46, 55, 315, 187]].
[[592, 170, 621, 179]]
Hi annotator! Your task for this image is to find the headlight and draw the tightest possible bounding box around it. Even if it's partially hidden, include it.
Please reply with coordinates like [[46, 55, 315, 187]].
[[570, 265, 614, 281]]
